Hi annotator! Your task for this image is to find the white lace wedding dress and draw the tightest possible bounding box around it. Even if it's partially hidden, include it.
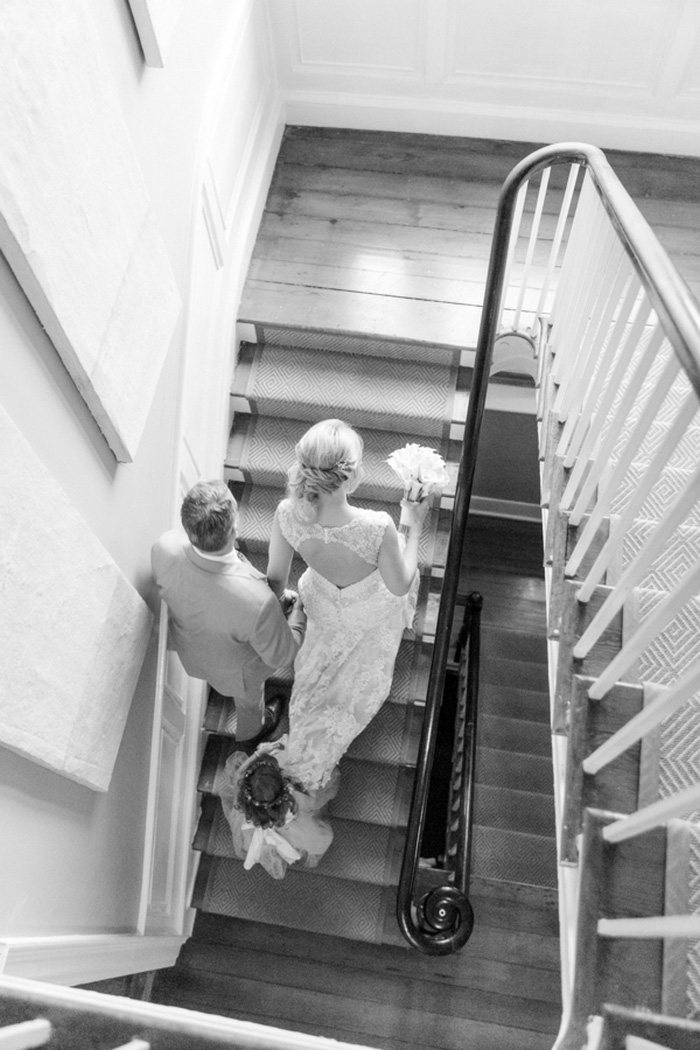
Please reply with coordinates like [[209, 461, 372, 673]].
[[220, 500, 418, 879]]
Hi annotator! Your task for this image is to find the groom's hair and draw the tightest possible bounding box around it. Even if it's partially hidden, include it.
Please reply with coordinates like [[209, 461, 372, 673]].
[[181, 480, 238, 553]]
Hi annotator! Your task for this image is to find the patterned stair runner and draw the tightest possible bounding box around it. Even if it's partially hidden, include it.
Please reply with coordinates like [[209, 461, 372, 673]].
[[191, 323, 459, 944], [191, 314, 558, 940]]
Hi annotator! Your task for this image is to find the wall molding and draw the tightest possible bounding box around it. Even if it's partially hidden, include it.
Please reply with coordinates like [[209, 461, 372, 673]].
[[282, 90, 700, 158], [1, 934, 184, 986], [136, 0, 288, 951]]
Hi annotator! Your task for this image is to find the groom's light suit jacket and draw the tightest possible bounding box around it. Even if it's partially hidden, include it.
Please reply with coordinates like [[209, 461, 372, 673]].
[[151, 530, 301, 717]]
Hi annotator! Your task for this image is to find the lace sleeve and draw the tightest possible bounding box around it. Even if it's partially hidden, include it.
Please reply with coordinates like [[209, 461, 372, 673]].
[[277, 499, 307, 550], [359, 510, 393, 563]]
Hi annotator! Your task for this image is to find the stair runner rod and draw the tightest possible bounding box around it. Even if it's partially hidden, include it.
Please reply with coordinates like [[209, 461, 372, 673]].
[[583, 663, 700, 775], [598, 915, 700, 939], [603, 780, 700, 843]]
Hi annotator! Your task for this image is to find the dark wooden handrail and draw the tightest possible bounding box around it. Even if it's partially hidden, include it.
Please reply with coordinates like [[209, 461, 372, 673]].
[[451, 592, 482, 893], [396, 139, 700, 954]]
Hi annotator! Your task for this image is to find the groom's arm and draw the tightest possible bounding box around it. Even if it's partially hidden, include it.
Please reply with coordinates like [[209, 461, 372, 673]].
[[250, 588, 306, 672]]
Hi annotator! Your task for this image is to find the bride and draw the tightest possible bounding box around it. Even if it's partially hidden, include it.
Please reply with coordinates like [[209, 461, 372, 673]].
[[220, 418, 429, 878]]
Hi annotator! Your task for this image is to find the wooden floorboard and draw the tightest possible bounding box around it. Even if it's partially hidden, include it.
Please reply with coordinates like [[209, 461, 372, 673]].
[[153, 912, 561, 1050], [248, 127, 700, 346]]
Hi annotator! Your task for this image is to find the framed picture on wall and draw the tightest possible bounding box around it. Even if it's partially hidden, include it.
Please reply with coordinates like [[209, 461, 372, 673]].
[[126, 0, 187, 67]]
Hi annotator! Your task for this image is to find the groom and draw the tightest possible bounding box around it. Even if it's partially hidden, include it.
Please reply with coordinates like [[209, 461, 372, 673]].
[[151, 480, 306, 745]]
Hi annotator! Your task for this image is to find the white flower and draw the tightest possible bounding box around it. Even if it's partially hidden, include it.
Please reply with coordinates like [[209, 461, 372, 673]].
[[386, 444, 449, 502]]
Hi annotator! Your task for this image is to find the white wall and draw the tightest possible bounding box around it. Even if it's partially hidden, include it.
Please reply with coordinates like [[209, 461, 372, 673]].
[[267, 0, 700, 157], [0, 0, 281, 954]]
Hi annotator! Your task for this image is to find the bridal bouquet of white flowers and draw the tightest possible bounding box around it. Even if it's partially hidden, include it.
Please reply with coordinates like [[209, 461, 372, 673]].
[[386, 443, 450, 527]]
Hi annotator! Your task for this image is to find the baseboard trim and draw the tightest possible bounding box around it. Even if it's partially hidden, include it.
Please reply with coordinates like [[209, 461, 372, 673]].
[[1, 934, 184, 986], [282, 91, 700, 158]]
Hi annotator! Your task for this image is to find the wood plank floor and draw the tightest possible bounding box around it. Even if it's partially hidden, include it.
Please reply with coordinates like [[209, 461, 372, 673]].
[[241, 127, 700, 351]]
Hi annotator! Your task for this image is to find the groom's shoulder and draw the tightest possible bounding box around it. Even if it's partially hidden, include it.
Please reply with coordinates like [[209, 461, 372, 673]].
[[151, 528, 187, 562]]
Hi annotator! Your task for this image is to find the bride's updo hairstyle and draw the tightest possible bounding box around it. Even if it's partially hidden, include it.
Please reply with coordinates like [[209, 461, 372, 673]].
[[236, 753, 298, 830], [287, 418, 363, 519]]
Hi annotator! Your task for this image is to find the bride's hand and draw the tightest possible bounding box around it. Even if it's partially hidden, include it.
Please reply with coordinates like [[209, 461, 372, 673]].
[[400, 498, 431, 530], [280, 589, 298, 615]]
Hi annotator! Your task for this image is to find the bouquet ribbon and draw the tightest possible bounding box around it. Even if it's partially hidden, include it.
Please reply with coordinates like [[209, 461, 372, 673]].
[[242, 821, 302, 870]]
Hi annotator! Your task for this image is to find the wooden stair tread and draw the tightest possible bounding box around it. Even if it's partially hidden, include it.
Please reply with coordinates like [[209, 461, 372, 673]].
[[475, 746, 554, 796], [478, 712, 550, 757], [230, 340, 463, 438], [472, 782, 556, 837], [194, 796, 406, 886], [193, 853, 396, 945], [231, 481, 447, 577], [479, 652, 549, 691], [226, 412, 459, 501]]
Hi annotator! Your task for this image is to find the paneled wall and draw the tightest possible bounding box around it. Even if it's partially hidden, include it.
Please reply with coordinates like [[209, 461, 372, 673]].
[[267, 0, 700, 156], [0, 0, 283, 983]]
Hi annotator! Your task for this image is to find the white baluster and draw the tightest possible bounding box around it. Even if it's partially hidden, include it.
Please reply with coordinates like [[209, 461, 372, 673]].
[[575, 391, 699, 598], [587, 555, 700, 697], [0, 1019, 51, 1050], [554, 220, 618, 426], [598, 915, 700, 938], [570, 330, 673, 505], [501, 181, 528, 329], [513, 166, 550, 331], [603, 781, 700, 843], [560, 309, 658, 515], [557, 268, 639, 475], [583, 663, 700, 775], [558, 248, 632, 466], [575, 465, 700, 661], [549, 175, 599, 383], [535, 163, 580, 320], [553, 196, 611, 415]]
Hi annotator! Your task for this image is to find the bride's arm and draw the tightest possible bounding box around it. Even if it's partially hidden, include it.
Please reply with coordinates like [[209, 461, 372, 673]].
[[267, 506, 295, 599], [377, 501, 430, 596]]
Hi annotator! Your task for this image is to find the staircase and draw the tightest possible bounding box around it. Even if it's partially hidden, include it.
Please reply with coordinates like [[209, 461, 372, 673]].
[[148, 129, 559, 1049], [189, 339, 560, 949], [190, 320, 455, 944], [176, 130, 700, 1049]]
